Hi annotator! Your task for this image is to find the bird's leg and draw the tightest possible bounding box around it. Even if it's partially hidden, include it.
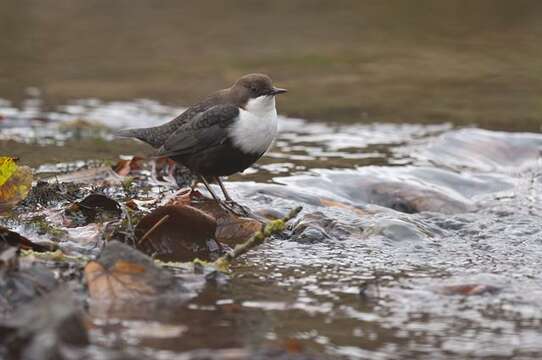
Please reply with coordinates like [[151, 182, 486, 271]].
[[199, 176, 222, 203], [215, 177, 232, 202], [215, 177, 251, 217]]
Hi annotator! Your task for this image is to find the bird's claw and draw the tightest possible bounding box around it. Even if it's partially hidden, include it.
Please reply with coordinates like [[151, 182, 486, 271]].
[[220, 200, 251, 217]]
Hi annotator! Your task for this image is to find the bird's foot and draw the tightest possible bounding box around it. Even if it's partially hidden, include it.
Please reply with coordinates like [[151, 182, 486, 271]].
[[220, 200, 251, 217]]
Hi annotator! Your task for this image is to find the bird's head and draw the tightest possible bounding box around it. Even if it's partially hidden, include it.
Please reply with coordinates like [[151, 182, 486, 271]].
[[231, 73, 287, 114]]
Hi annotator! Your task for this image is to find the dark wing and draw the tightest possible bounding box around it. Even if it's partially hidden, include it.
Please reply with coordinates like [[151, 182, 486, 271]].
[[114, 89, 231, 148], [155, 104, 239, 158]]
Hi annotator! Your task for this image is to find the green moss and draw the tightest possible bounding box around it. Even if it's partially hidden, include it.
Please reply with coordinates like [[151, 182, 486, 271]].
[[27, 215, 67, 239]]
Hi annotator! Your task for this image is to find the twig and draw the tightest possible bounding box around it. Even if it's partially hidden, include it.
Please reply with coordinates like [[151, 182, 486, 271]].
[[138, 214, 170, 244], [214, 206, 302, 271]]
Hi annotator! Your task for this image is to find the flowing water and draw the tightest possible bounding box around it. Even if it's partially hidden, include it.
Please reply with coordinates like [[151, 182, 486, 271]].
[[2, 96, 542, 359], [3, 2, 542, 358]]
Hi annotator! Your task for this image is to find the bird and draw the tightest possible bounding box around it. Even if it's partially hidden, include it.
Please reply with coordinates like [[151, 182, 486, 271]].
[[115, 73, 287, 213]]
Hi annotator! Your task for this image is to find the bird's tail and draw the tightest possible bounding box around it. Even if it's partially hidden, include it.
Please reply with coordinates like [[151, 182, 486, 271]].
[[113, 127, 167, 148], [113, 128, 142, 138]]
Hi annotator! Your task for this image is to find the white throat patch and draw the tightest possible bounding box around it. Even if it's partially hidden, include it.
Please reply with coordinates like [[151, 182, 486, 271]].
[[229, 96, 278, 154]]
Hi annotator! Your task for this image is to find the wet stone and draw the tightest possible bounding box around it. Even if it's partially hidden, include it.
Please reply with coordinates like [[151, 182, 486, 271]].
[[17, 181, 83, 210], [0, 289, 88, 360], [291, 212, 361, 243], [0, 258, 58, 315], [64, 193, 122, 227]]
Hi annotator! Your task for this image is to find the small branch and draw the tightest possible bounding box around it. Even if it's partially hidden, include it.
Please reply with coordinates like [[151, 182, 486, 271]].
[[138, 214, 170, 244], [214, 206, 302, 271]]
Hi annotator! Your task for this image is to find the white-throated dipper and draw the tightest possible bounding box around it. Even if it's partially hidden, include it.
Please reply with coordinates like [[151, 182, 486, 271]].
[[115, 73, 287, 212]]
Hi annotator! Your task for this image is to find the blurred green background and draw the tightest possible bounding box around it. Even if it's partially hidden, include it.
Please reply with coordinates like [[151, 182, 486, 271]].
[[1, 0, 542, 130]]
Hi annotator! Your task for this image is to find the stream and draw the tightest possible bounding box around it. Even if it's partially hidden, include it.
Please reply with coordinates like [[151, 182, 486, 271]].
[[2, 96, 542, 359]]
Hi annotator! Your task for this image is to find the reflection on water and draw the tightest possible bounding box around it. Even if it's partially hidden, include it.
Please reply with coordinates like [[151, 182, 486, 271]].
[[2, 96, 542, 359]]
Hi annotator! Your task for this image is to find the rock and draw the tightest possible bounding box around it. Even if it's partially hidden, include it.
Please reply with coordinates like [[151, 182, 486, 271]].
[[0, 257, 58, 315], [0, 289, 87, 360], [64, 193, 122, 227]]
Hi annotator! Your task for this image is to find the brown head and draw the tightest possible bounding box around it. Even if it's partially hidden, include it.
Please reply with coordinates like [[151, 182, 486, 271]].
[[228, 73, 287, 107]]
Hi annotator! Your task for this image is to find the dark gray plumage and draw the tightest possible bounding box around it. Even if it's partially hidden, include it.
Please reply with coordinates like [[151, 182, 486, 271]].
[[115, 73, 287, 212]]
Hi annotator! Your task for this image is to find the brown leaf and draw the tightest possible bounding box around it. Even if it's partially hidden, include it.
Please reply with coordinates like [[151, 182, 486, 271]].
[[283, 338, 304, 353], [84, 241, 179, 302], [439, 284, 500, 296], [0, 225, 56, 252], [170, 191, 263, 246], [0, 159, 32, 212], [113, 156, 144, 176], [135, 205, 220, 262], [85, 259, 157, 301]]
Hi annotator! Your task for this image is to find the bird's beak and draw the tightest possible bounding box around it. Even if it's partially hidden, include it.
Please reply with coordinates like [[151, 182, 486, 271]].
[[270, 87, 288, 95]]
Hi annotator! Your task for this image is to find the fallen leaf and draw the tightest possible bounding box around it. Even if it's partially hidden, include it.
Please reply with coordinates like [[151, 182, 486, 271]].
[[0, 158, 32, 211], [215, 216, 263, 245], [84, 241, 180, 301], [85, 260, 156, 300], [0, 156, 18, 186], [439, 284, 500, 296], [113, 156, 145, 176], [170, 191, 262, 246], [0, 225, 56, 252], [135, 205, 221, 262], [283, 338, 304, 353]]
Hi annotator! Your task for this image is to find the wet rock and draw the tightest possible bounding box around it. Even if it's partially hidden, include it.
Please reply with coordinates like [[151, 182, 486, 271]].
[[18, 181, 82, 209], [64, 193, 122, 227], [367, 181, 474, 214], [0, 289, 88, 360], [276, 168, 479, 215], [291, 212, 360, 243], [84, 240, 187, 301], [361, 216, 429, 243], [0, 254, 58, 315]]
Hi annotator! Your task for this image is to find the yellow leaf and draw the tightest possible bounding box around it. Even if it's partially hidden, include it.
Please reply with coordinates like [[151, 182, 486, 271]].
[[0, 157, 17, 187], [0, 160, 32, 212]]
